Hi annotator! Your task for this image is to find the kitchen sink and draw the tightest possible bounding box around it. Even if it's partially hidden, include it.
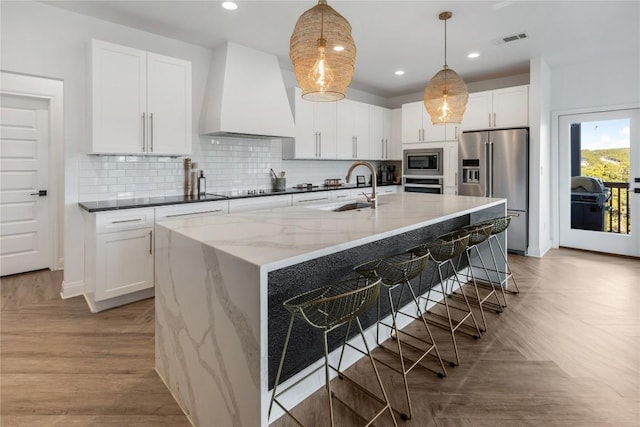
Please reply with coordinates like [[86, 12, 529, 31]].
[[332, 202, 371, 212]]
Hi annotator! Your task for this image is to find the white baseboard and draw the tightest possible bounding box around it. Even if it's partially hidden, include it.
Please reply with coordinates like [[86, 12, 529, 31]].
[[60, 279, 84, 299], [527, 239, 552, 258]]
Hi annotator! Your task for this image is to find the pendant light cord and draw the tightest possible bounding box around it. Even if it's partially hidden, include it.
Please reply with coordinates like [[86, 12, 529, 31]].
[[443, 17, 447, 67]]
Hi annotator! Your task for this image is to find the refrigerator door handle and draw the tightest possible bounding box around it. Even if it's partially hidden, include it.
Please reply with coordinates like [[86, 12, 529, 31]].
[[487, 141, 493, 197]]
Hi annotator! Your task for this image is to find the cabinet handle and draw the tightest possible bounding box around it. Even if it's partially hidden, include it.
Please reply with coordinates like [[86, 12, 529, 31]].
[[455, 172, 458, 186], [150, 112, 154, 152], [149, 230, 153, 255], [142, 112, 146, 151], [386, 139, 389, 159], [111, 218, 143, 224], [488, 113, 491, 127], [493, 112, 496, 127], [165, 209, 223, 218], [355, 136, 358, 158], [318, 132, 322, 157]]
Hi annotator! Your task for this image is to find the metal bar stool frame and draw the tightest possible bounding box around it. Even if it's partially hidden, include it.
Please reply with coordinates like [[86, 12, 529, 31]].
[[354, 252, 447, 421], [410, 233, 482, 367], [269, 277, 397, 427], [440, 223, 504, 333], [474, 215, 521, 308]]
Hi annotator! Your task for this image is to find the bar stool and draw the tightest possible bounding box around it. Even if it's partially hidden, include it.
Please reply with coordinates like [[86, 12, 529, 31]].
[[269, 277, 396, 427], [475, 215, 521, 307], [410, 233, 482, 367], [440, 223, 503, 333], [354, 251, 446, 421]]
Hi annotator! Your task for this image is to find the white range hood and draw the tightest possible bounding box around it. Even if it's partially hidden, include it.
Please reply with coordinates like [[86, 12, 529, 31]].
[[199, 42, 295, 139]]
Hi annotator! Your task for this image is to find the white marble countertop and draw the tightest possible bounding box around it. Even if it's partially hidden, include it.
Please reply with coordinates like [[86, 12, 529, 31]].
[[156, 192, 505, 271]]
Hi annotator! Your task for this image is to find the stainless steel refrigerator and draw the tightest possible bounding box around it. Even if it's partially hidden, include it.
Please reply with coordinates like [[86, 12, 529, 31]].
[[458, 128, 529, 254]]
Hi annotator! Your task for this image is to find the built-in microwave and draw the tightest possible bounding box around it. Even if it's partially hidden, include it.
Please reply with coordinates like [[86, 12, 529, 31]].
[[403, 148, 443, 176]]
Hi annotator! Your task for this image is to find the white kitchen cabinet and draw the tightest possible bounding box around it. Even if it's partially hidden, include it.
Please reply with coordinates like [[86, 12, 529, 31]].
[[330, 189, 352, 201], [83, 208, 155, 312], [283, 87, 337, 159], [229, 195, 291, 213], [401, 101, 459, 143], [377, 185, 400, 196], [336, 100, 370, 160], [90, 39, 192, 155], [155, 201, 229, 221], [461, 85, 529, 131], [370, 106, 394, 160]]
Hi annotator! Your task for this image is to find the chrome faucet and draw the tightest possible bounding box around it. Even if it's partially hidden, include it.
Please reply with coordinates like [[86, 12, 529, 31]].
[[345, 161, 377, 209]]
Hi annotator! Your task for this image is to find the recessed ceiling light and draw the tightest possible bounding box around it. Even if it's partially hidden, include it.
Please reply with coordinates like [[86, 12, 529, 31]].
[[221, 2, 238, 11], [394, 70, 405, 76], [467, 52, 480, 59], [333, 45, 345, 52]]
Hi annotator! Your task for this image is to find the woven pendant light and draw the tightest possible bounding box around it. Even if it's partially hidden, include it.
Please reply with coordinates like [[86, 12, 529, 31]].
[[290, 0, 356, 101], [424, 11, 468, 124]]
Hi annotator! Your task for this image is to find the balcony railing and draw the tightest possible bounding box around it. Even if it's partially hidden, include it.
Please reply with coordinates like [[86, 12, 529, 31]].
[[603, 181, 630, 234]]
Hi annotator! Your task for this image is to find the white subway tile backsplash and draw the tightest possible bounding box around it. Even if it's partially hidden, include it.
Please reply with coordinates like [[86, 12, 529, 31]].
[[77, 136, 381, 201]]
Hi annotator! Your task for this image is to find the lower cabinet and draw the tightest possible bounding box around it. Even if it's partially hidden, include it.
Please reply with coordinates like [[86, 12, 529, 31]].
[[83, 208, 155, 312]]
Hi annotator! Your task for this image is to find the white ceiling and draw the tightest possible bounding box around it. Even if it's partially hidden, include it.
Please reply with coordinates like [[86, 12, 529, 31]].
[[41, 0, 640, 98]]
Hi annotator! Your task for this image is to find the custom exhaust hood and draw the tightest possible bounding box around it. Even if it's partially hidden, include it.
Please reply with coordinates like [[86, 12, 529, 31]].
[[199, 42, 296, 139]]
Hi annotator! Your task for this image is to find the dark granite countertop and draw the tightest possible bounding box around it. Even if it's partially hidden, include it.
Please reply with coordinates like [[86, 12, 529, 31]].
[[79, 182, 400, 213]]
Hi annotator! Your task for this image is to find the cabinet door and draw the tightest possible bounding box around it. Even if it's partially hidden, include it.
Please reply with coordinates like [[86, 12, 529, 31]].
[[388, 108, 403, 160], [461, 91, 493, 131], [353, 102, 370, 159], [443, 142, 459, 192], [315, 101, 337, 158], [336, 101, 355, 159], [401, 102, 424, 143], [292, 91, 317, 158], [493, 85, 529, 128], [91, 40, 147, 154], [147, 53, 192, 155], [369, 105, 384, 160], [422, 121, 447, 142], [95, 228, 153, 301], [445, 123, 460, 142]]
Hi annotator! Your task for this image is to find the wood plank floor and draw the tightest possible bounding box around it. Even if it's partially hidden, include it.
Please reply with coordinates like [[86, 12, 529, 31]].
[[2, 248, 639, 426]]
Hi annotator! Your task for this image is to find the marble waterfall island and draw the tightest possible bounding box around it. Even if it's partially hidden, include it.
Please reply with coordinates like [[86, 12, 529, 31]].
[[154, 192, 506, 426]]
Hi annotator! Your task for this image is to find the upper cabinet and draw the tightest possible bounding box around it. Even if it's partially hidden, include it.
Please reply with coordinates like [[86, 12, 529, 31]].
[[401, 101, 458, 143], [370, 106, 397, 160], [336, 100, 370, 160], [283, 87, 337, 159], [284, 88, 398, 161], [461, 85, 529, 131], [90, 39, 192, 155]]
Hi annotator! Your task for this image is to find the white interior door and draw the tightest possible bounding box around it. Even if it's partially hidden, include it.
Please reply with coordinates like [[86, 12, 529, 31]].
[[0, 94, 51, 276], [558, 108, 639, 256]]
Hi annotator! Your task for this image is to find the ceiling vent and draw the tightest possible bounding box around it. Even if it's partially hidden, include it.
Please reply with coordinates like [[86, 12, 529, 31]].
[[493, 32, 528, 44]]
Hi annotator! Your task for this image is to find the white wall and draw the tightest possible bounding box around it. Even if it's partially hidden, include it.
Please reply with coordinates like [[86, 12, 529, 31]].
[[528, 58, 552, 257], [551, 55, 640, 111]]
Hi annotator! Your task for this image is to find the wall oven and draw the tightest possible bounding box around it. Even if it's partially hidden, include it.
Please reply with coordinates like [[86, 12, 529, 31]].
[[403, 148, 443, 176], [404, 177, 443, 194]]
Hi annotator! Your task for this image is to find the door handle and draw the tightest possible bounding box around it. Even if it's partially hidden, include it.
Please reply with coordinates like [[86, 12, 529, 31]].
[[149, 112, 154, 152], [30, 190, 47, 196], [142, 112, 146, 151]]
